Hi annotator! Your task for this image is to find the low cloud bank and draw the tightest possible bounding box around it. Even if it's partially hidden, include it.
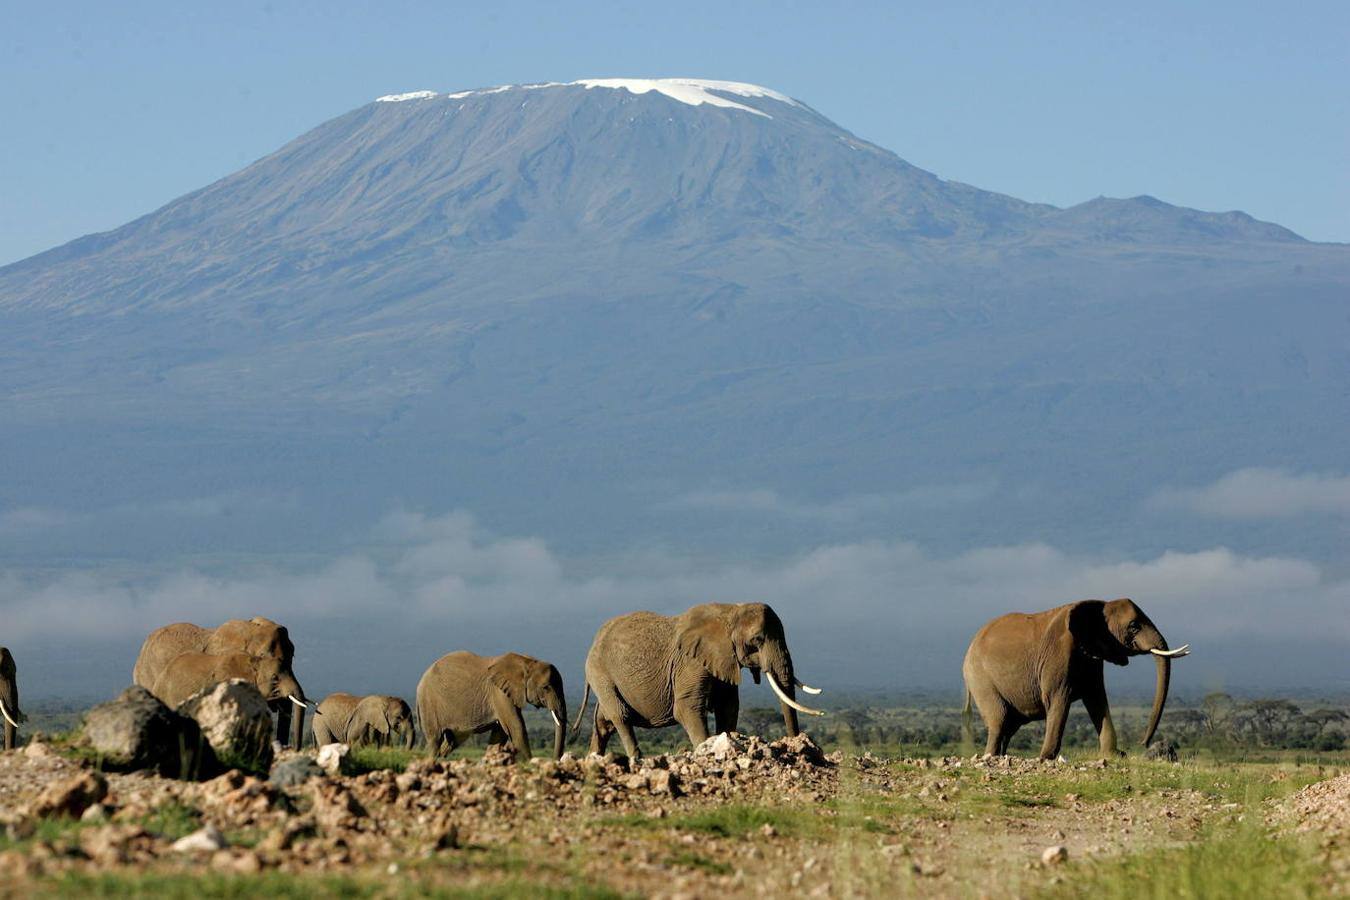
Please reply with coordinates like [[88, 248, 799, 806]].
[[3, 510, 1347, 697], [1150, 468, 1350, 519]]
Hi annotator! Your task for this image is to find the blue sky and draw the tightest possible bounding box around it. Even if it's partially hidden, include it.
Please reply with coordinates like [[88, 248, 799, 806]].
[[1, 0, 1346, 265]]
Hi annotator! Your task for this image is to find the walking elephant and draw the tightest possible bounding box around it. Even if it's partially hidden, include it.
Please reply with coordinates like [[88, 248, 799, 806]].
[[132, 617, 307, 747], [573, 602, 825, 759], [417, 651, 567, 761], [1, 647, 24, 751], [962, 598, 1190, 760], [312, 693, 415, 748], [149, 650, 312, 716]]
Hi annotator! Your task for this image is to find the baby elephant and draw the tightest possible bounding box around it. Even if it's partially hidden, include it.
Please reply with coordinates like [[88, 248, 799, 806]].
[[311, 693, 414, 748], [417, 651, 567, 761]]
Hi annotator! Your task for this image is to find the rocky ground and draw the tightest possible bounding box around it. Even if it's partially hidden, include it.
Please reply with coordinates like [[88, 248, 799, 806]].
[[0, 732, 1345, 897], [1273, 772, 1350, 894]]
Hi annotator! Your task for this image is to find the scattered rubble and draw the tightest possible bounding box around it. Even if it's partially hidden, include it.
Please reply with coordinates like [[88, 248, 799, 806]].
[[26, 771, 108, 820]]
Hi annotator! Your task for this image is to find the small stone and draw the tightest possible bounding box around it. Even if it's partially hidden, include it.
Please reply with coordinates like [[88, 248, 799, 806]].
[[315, 742, 350, 776], [173, 824, 228, 853], [760, 823, 777, 838], [1041, 845, 1069, 866]]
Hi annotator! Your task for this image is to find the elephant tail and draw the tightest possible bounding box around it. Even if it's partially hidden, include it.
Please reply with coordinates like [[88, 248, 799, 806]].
[[961, 684, 975, 748], [569, 680, 591, 739]]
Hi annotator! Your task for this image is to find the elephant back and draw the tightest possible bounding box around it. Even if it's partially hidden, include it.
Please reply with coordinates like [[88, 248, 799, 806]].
[[132, 622, 211, 689], [152, 651, 256, 709]]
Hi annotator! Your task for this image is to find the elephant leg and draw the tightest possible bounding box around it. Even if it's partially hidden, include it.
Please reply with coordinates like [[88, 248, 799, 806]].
[[429, 728, 457, 758], [276, 703, 293, 747], [712, 683, 739, 736], [673, 697, 711, 749], [487, 724, 509, 745], [979, 702, 1009, 756], [590, 711, 615, 756], [1038, 692, 1071, 760], [969, 684, 1011, 756], [313, 715, 336, 747], [997, 712, 1025, 755], [591, 680, 641, 758], [1081, 678, 1122, 757]]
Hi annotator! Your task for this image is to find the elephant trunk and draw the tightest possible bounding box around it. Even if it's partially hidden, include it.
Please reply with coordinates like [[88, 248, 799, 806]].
[[404, 720, 416, 751], [761, 643, 800, 738], [1142, 652, 1170, 747], [551, 699, 568, 760], [274, 675, 307, 749], [290, 702, 305, 750]]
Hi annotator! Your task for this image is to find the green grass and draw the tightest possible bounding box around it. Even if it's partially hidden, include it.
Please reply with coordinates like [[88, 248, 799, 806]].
[[135, 801, 202, 841], [1035, 826, 1327, 899], [663, 849, 734, 876], [606, 803, 817, 839], [346, 745, 417, 774]]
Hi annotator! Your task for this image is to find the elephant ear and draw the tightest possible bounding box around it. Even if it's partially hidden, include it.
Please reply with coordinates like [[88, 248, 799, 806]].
[[487, 654, 530, 708], [1067, 601, 1129, 666], [676, 613, 741, 685]]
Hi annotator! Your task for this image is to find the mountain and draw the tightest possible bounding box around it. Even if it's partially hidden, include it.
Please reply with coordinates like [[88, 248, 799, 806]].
[[1, 78, 1347, 567]]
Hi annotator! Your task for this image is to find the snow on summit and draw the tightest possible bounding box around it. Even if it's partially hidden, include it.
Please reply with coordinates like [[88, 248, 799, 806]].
[[373, 78, 798, 117]]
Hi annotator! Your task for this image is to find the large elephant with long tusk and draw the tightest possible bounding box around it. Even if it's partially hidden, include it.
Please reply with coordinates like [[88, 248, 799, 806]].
[[573, 602, 825, 758], [132, 617, 309, 748], [1, 647, 25, 751], [962, 598, 1189, 760]]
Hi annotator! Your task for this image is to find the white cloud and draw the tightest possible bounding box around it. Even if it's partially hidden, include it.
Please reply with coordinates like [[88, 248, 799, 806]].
[[2, 511, 1345, 660], [1149, 468, 1350, 519], [658, 483, 995, 522]]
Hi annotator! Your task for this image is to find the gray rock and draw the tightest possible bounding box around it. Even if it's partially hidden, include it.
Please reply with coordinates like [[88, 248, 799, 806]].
[[269, 755, 323, 787], [177, 680, 274, 773], [81, 686, 218, 780]]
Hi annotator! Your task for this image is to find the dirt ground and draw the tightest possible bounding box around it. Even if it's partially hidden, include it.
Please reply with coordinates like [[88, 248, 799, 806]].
[[0, 733, 1344, 897]]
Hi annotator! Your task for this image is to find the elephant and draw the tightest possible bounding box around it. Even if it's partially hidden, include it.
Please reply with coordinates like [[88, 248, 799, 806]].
[[573, 602, 825, 759], [149, 650, 311, 716], [132, 617, 308, 747], [312, 693, 415, 749], [962, 598, 1191, 760], [1, 647, 24, 751], [417, 651, 567, 761]]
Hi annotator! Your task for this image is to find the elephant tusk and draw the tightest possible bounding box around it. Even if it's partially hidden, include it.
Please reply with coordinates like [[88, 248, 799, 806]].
[[288, 694, 315, 713], [794, 679, 822, 695], [766, 672, 826, 717], [0, 700, 17, 729], [1150, 645, 1191, 658], [550, 709, 562, 727]]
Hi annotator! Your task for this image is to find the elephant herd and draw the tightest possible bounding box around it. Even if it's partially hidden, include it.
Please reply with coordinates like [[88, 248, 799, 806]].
[[0, 597, 1189, 762]]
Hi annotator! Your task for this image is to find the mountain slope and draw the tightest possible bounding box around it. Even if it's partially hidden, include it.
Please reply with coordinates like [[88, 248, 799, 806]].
[[0, 78, 1346, 568]]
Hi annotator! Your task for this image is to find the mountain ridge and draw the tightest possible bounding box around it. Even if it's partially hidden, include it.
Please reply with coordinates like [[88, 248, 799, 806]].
[[0, 76, 1346, 573]]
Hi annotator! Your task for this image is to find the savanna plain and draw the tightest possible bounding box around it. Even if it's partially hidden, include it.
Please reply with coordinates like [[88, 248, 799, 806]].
[[0, 696, 1346, 898]]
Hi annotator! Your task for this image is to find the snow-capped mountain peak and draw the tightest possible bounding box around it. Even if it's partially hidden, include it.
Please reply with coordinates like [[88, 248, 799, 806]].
[[373, 78, 800, 117]]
